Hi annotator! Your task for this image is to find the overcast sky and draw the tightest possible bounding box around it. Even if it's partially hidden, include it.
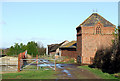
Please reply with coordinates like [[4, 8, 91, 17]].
[[1, 1, 118, 48]]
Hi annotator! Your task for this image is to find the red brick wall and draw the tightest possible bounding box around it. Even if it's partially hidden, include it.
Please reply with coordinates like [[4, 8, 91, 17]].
[[82, 34, 114, 64], [61, 48, 77, 58], [77, 22, 115, 64], [77, 34, 82, 56]]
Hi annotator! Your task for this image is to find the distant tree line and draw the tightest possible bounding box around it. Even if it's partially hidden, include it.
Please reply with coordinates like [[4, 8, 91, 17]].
[[91, 27, 120, 74], [6, 41, 46, 57]]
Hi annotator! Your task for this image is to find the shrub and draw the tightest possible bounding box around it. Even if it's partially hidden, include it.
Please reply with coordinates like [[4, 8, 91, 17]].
[[93, 38, 120, 74]]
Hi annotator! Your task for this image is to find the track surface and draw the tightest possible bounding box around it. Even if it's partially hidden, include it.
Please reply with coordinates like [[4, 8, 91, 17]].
[[55, 64, 100, 79]]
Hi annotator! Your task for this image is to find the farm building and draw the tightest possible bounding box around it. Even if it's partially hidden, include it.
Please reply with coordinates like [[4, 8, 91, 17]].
[[59, 41, 77, 58], [76, 13, 115, 64], [46, 40, 69, 56]]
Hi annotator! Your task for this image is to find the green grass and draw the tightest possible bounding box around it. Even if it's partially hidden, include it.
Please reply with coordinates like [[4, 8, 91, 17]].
[[56, 58, 75, 64], [78, 65, 118, 79], [2, 65, 56, 79], [57, 59, 74, 64], [22, 65, 37, 70], [2, 70, 56, 79], [115, 73, 120, 79]]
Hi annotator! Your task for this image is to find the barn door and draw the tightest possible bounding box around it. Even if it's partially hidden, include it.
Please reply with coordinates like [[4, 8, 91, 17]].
[[77, 55, 82, 64]]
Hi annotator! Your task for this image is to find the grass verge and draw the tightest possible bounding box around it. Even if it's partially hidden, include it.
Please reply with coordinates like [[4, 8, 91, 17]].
[[78, 65, 118, 79], [56, 57, 75, 64], [56, 59, 74, 64], [2, 65, 56, 79], [2, 70, 56, 79]]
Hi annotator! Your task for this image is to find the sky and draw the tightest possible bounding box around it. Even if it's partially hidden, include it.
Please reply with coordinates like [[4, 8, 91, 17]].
[[1, 1, 118, 48]]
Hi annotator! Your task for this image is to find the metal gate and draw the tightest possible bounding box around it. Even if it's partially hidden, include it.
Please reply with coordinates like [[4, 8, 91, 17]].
[[20, 58, 56, 71]]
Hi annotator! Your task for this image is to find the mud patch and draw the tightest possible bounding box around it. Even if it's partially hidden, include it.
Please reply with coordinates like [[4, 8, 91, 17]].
[[55, 64, 101, 79]]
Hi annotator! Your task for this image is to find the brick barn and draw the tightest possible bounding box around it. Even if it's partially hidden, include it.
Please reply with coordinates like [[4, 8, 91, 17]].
[[59, 41, 77, 58], [76, 13, 115, 64]]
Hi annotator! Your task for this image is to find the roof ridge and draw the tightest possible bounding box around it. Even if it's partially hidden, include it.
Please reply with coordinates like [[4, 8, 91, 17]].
[[76, 13, 95, 28], [60, 40, 76, 48], [96, 13, 116, 27], [77, 13, 115, 28], [80, 13, 93, 26]]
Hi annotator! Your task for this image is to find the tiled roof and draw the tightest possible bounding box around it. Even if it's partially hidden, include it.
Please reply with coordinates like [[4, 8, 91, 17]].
[[77, 13, 115, 28], [60, 41, 76, 48]]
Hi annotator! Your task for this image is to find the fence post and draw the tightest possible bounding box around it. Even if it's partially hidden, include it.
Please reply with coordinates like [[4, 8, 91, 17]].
[[55, 57, 56, 71], [18, 54, 20, 72], [36, 55, 38, 70]]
